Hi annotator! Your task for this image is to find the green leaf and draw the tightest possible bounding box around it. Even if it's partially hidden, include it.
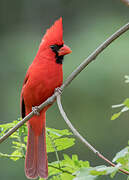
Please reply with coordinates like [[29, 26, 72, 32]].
[[74, 168, 97, 180], [24, 136, 27, 143], [0, 119, 27, 161], [18, 123, 27, 136], [113, 146, 129, 171], [62, 154, 89, 170], [12, 141, 26, 149], [46, 137, 75, 153], [123, 98, 129, 108], [47, 165, 73, 180], [48, 154, 90, 180], [55, 138, 75, 151], [111, 102, 129, 120], [121, 106, 129, 113], [90, 165, 119, 176], [113, 147, 129, 163], [46, 128, 72, 138], [10, 150, 23, 161], [111, 112, 121, 120], [46, 128, 75, 153], [74, 165, 119, 180], [0, 120, 19, 136], [48, 162, 73, 180], [0, 152, 24, 160]]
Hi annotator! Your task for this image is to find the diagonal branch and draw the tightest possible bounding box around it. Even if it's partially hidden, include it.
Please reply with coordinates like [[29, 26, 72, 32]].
[[56, 94, 129, 175], [0, 22, 129, 144], [61, 22, 129, 89]]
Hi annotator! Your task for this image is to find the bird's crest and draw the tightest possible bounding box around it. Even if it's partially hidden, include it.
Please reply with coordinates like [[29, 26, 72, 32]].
[[40, 17, 64, 48]]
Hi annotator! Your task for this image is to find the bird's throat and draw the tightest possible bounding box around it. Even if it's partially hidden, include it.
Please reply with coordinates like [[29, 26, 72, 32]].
[[56, 55, 64, 64]]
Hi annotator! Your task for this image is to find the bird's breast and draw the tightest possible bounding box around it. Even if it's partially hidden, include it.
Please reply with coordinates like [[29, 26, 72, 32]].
[[23, 60, 63, 109]]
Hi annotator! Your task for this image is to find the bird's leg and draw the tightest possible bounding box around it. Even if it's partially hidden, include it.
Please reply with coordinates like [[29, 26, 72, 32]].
[[32, 106, 40, 116], [54, 87, 63, 96]]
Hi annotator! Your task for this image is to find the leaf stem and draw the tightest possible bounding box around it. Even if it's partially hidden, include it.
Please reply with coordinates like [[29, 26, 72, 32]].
[[47, 132, 61, 169], [48, 164, 73, 175]]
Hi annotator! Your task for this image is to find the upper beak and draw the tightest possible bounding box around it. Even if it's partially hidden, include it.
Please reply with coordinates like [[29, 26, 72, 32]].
[[58, 44, 72, 56]]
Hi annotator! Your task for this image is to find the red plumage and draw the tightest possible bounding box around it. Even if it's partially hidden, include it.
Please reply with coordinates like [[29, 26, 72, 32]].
[[20, 17, 71, 179]]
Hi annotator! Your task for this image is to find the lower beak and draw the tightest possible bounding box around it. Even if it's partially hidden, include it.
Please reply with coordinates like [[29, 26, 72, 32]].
[[58, 44, 72, 56]]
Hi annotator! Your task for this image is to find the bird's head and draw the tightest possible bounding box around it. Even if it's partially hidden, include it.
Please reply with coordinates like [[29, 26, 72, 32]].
[[37, 17, 72, 64]]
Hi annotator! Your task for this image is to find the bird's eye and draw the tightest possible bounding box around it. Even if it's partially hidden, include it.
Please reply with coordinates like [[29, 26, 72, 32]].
[[50, 45, 55, 50], [50, 44, 63, 53]]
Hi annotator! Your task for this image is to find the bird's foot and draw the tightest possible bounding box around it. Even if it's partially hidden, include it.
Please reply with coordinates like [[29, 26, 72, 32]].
[[32, 106, 40, 116], [54, 87, 63, 96]]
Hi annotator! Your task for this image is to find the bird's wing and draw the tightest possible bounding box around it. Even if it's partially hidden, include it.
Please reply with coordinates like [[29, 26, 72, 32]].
[[20, 72, 29, 118]]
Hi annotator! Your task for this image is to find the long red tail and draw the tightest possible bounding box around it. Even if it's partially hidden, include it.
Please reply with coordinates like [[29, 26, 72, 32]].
[[25, 115, 48, 179]]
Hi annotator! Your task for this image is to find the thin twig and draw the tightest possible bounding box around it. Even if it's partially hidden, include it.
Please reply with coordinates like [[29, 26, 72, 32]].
[[56, 95, 98, 154], [47, 132, 61, 169], [56, 94, 129, 175], [48, 164, 73, 175], [0, 22, 129, 144]]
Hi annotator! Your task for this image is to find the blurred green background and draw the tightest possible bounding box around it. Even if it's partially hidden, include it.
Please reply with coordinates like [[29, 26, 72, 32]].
[[0, 0, 129, 179]]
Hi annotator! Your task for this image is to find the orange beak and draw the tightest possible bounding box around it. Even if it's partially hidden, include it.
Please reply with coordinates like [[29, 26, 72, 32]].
[[58, 44, 72, 56]]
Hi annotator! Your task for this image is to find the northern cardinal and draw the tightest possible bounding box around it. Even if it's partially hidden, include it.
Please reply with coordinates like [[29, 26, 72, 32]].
[[20, 17, 72, 179]]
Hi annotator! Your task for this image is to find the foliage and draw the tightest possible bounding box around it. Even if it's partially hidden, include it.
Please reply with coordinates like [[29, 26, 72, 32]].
[[0, 119, 129, 180], [113, 146, 129, 171], [0, 120, 75, 161]]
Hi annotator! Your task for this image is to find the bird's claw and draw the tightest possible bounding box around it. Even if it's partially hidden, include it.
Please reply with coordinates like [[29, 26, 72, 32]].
[[55, 87, 62, 96], [32, 106, 40, 116]]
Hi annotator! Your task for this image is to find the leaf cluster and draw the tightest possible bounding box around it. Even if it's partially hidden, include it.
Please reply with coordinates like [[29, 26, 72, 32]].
[[1, 118, 129, 180]]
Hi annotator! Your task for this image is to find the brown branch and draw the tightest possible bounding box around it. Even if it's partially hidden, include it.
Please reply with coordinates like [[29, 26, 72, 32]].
[[0, 22, 129, 144], [0, 94, 56, 144], [61, 22, 129, 89], [56, 94, 129, 175]]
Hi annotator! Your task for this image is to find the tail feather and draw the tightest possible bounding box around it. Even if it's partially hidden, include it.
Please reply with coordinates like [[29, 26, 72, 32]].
[[25, 125, 38, 179], [25, 123, 48, 179], [37, 129, 48, 178]]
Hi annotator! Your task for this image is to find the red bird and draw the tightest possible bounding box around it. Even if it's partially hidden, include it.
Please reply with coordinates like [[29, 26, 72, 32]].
[[20, 18, 72, 179]]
